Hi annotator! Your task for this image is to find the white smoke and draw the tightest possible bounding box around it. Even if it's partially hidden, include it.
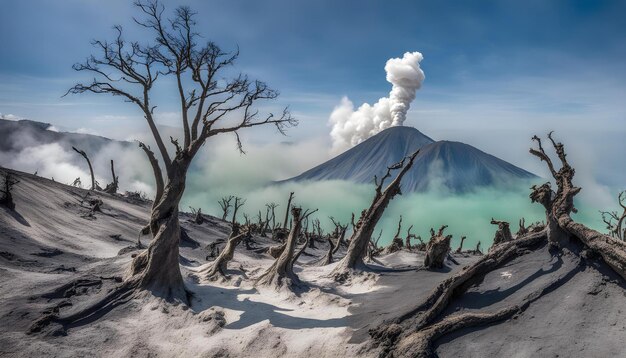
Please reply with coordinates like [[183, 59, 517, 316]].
[[329, 51, 425, 153]]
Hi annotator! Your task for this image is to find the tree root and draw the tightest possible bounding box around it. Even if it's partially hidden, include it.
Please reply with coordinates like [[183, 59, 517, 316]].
[[27, 278, 138, 335], [374, 248, 581, 357], [369, 229, 548, 356]]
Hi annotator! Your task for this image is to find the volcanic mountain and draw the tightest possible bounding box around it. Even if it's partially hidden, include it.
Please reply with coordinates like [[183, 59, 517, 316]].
[[284, 126, 537, 192]]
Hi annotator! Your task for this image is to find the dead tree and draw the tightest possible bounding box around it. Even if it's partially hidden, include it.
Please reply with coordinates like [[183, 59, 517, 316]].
[[189, 207, 204, 225], [515, 218, 528, 237], [201, 224, 250, 280], [318, 236, 336, 266], [424, 226, 452, 269], [455, 236, 466, 254], [367, 229, 384, 262], [599, 191, 626, 240], [474, 241, 483, 255], [490, 218, 513, 249], [0, 171, 19, 210], [529, 132, 626, 279], [218, 196, 234, 221], [331, 150, 419, 280], [405, 225, 417, 250], [384, 216, 405, 254], [329, 216, 348, 254], [256, 207, 317, 289], [231, 197, 245, 225], [103, 160, 119, 194], [72, 146, 97, 191], [28, 1, 296, 334], [282, 191, 295, 230]]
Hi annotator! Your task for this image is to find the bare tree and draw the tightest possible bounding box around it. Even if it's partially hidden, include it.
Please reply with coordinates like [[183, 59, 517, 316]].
[[0, 171, 19, 210], [405, 224, 416, 250], [529, 132, 626, 279], [103, 160, 119, 194], [331, 150, 419, 280], [72, 146, 97, 190], [231, 196, 245, 225], [329, 216, 348, 254], [384, 215, 405, 253], [29, 1, 296, 332], [218, 196, 235, 221], [282, 191, 295, 230], [257, 207, 316, 289], [599, 191, 626, 240], [424, 226, 452, 269], [455, 236, 466, 254], [515, 218, 528, 237]]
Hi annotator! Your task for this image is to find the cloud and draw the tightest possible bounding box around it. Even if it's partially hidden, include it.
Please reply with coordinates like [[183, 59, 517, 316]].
[[328, 52, 425, 154], [0, 113, 24, 121]]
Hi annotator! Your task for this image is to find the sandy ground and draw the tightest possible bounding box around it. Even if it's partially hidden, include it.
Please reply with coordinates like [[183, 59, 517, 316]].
[[1, 168, 625, 357]]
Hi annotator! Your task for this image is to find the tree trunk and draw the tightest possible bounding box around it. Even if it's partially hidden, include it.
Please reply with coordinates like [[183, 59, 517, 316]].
[[455, 236, 466, 254], [332, 150, 419, 279], [126, 158, 189, 301], [103, 160, 119, 194], [489, 218, 513, 250], [257, 207, 305, 288], [424, 226, 452, 269], [202, 224, 247, 280], [282, 192, 294, 230], [72, 146, 96, 191]]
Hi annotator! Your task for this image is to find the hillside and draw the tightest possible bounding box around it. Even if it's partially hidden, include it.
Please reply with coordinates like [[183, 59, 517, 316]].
[[1, 168, 625, 357]]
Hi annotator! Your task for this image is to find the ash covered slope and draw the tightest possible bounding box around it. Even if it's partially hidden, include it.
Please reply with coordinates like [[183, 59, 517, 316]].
[[0, 118, 131, 154], [284, 126, 537, 192]]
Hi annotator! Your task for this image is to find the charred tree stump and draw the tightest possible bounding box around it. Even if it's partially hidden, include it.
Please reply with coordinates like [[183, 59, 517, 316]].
[[424, 226, 452, 269], [490, 218, 513, 249], [72, 146, 97, 191], [257, 207, 316, 289], [331, 150, 419, 280], [318, 236, 336, 266], [189, 206, 204, 225], [455, 236, 466, 254], [516, 218, 528, 237], [201, 224, 249, 280], [103, 160, 119, 194]]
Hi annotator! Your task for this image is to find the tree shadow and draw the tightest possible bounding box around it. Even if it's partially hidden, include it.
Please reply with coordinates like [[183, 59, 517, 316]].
[[454, 252, 565, 309], [190, 283, 346, 330], [1, 207, 30, 226]]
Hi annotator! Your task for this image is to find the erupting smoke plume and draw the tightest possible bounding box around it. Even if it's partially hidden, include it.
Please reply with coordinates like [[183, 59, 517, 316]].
[[329, 51, 425, 153]]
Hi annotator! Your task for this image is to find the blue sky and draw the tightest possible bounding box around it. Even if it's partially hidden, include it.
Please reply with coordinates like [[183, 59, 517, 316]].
[[1, 0, 625, 188]]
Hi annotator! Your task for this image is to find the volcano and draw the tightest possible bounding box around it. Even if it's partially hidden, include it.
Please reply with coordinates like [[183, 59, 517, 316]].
[[283, 126, 537, 192]]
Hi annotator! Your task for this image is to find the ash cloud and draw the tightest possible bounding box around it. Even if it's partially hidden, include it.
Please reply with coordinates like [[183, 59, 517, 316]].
[[329, 52, 425, 153]]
